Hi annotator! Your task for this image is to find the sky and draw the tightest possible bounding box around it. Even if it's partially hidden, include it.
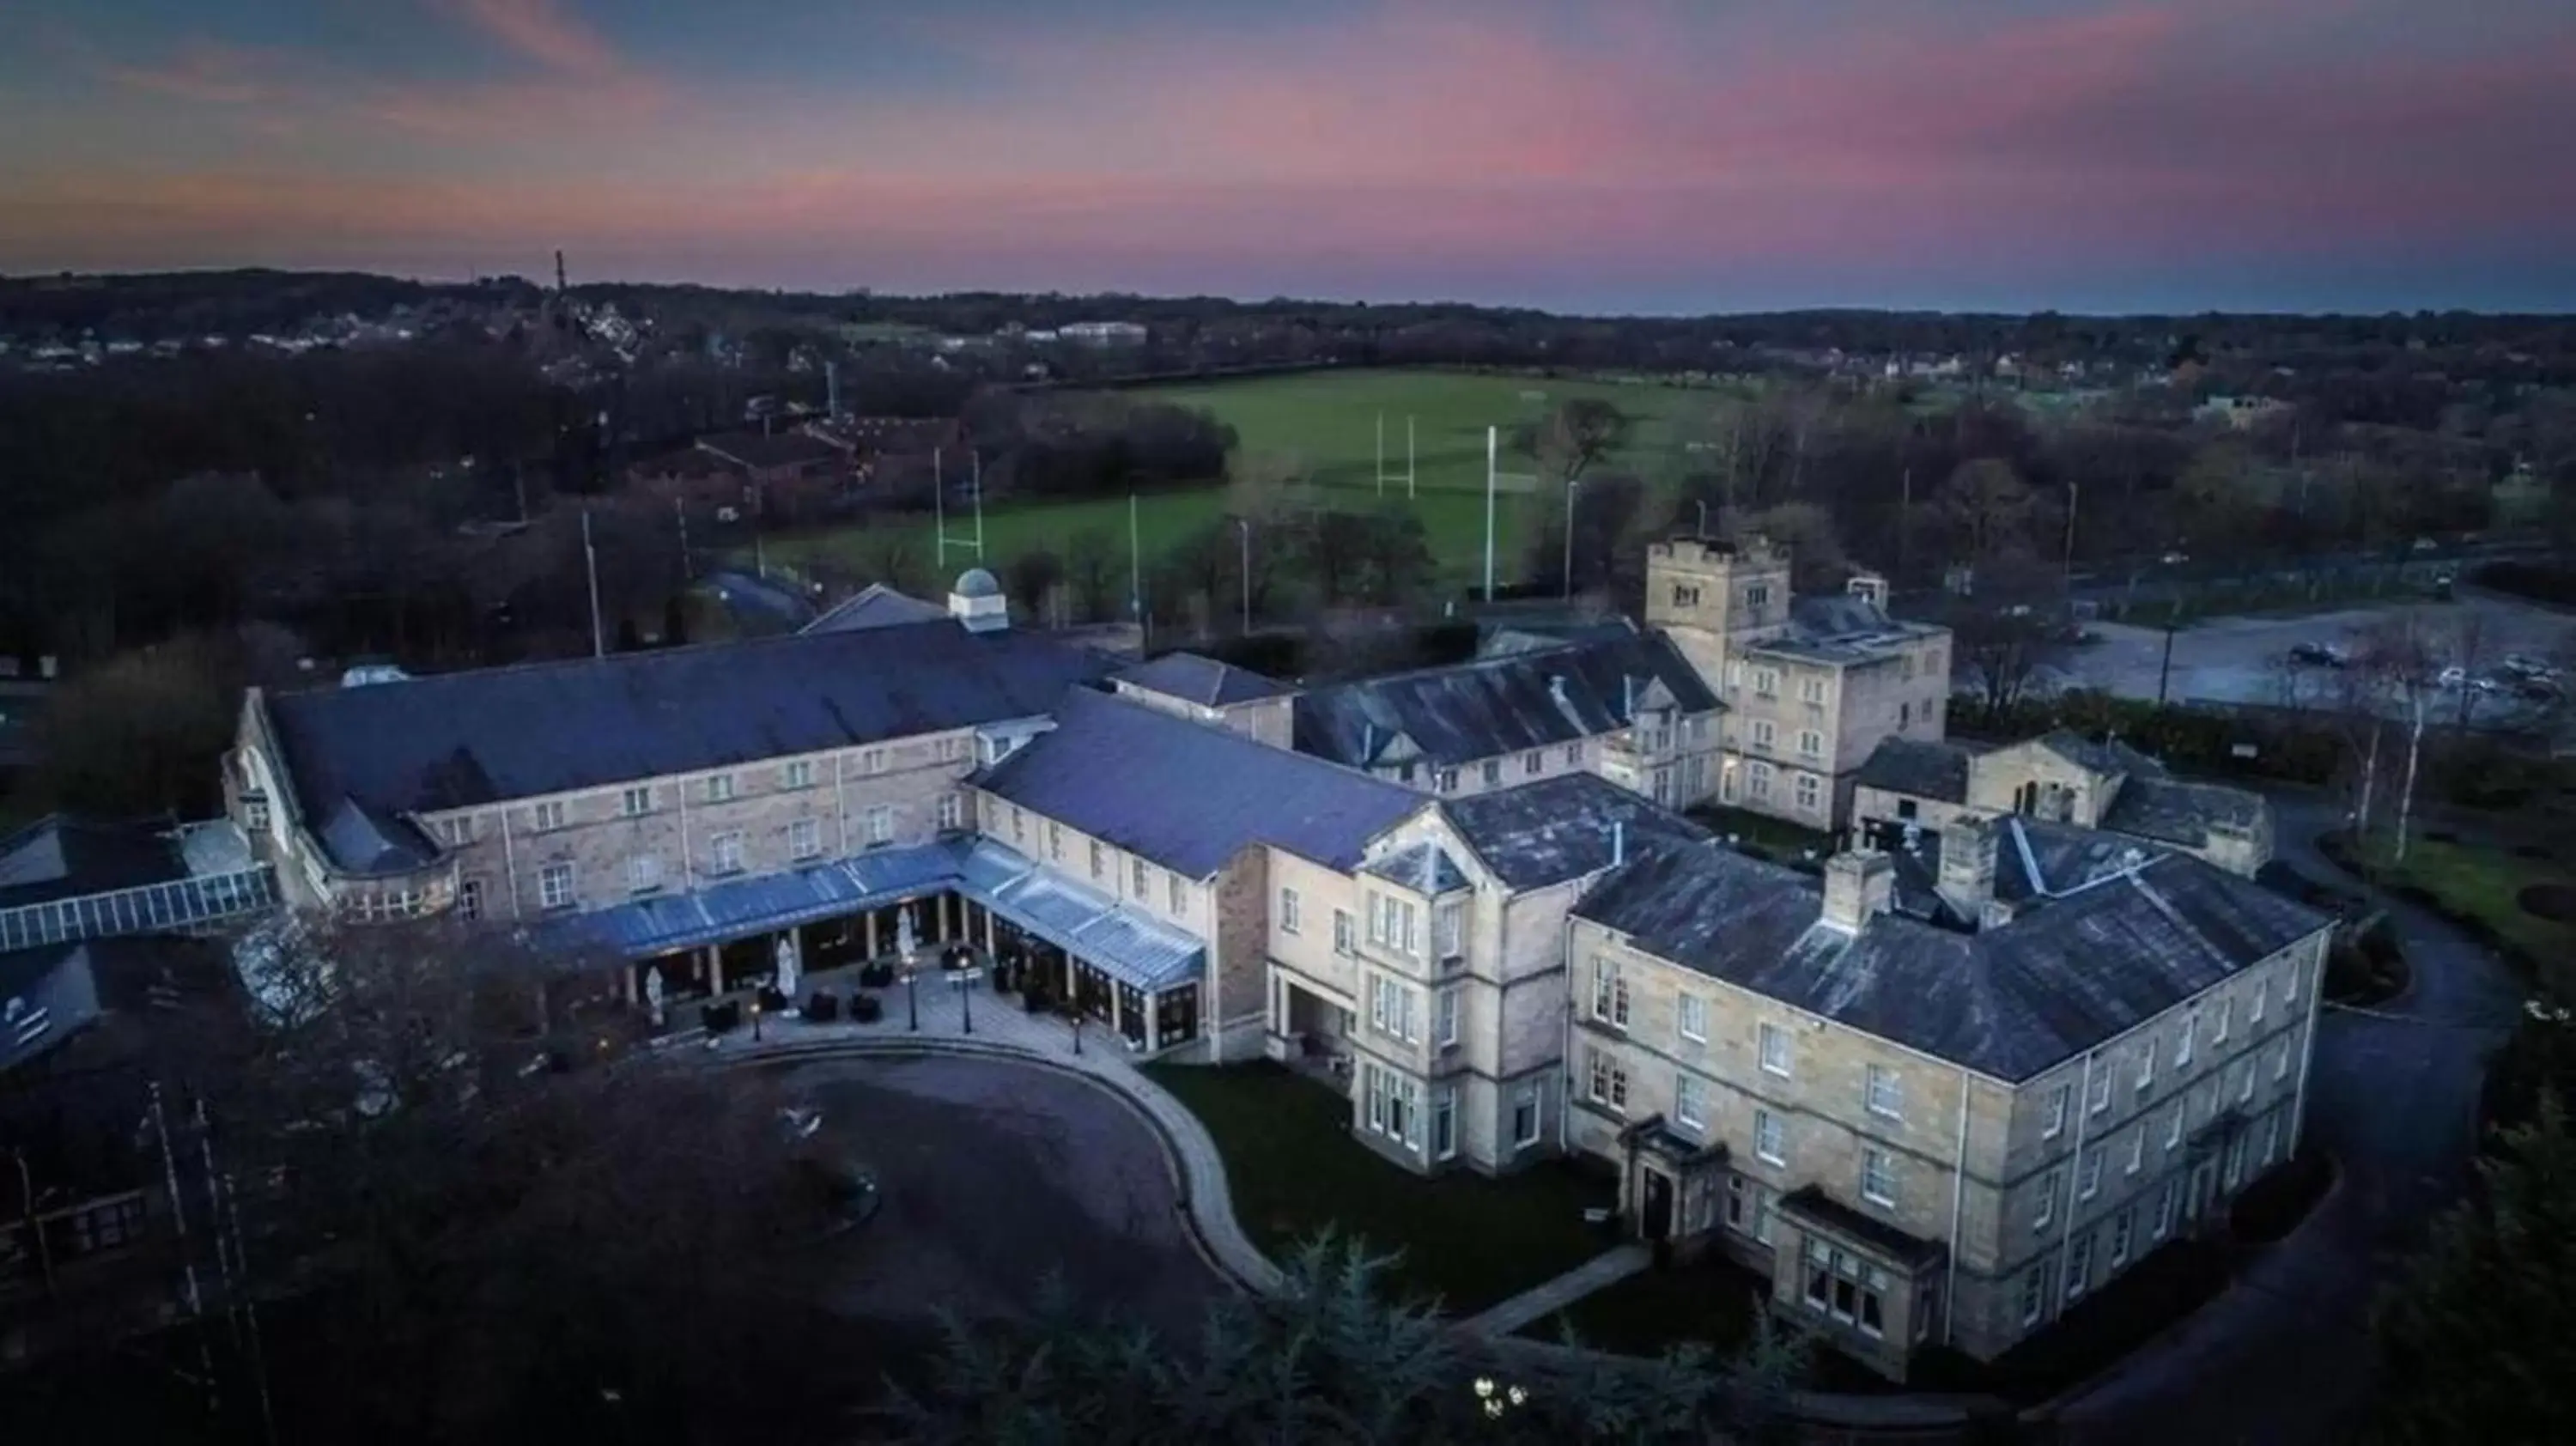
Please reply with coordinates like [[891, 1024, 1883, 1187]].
[[3, 0, 2573, 314]]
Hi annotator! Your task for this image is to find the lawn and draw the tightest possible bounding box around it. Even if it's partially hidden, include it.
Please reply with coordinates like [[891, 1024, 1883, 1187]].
[[1141, 1060, 1618, 1314], [762, 368, 1711, 595], [1516, 1255, 1769, 1360], [2341, 833, 2576, 985]]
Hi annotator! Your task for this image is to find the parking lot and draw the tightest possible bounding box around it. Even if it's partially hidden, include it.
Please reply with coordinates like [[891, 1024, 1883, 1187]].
[[2039, 592, 2574, 729]]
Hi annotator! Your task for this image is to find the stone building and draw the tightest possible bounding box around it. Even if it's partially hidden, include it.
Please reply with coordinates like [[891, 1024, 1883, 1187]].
[[1853, 731, 2274, 876], [1560, 812, 2330, 1377], [1643, 536, 1951, 829], [1110, 652, 1296, 750], [1292, 630, 1724, 807]]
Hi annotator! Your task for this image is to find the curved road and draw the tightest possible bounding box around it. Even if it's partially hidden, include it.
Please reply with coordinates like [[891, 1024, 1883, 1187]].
[[769, 1052, 1228, 1340], [2052, 793, 2524, 1443]]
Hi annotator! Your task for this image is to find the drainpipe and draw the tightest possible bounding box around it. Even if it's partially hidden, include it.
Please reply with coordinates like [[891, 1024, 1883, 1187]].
[[1558, 922, 1577, 1156], [1945, 1066, 1971, 1344], [2287, 935, 2325, 1157], [499, 809, 522, 919], [2051, 1052, 2096, 1310]]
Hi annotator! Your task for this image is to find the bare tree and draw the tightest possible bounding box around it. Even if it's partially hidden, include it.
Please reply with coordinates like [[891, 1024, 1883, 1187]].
[[2355, 611, 2445, 864], [1532, 398, 1630, 486], [1064, 528, 1120, 623]]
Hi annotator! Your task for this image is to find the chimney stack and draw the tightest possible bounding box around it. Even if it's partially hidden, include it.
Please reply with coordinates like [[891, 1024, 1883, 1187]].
[[1612, 819, 1626, 867], [1821, 849, 1896, 932], [1937, 813, 2001, 924]]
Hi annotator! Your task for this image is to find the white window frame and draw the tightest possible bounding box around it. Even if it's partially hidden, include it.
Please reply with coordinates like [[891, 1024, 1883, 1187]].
[[1678, 993, 1709, 1044], [2034, 1167, 2060, 1230], [2274, 1038, 2292, 1080], [2177, 1010, 2196, 1066], [538, 862, 574, 910], [1862, 1148, 1898, 1207], [1333, 908, 1356, 957], [1751, 719, 1777, 749], [2044, 1082, 2070, 1138], [866, 805, 895, 845], [709, 831, 745, 875], [533, 799, 567, 831], [1758, 1021, 1791, 1078], [1674, 1072, 1706, 1130], [626, 854, 662, 894], [2215, 995, 2232, 1044], [1588, 1049, 1629, 1114], [705, 773, 735, 804], [863, 748, 887, 775], [1435, 987, 1460, 1048], [1279, 886, 1302, 934], [2080, 1148, 2103, 1200], [937, 793, 963, 830], [1168, 873, 1186, 915], [1866, 1064, 1903, 1120], [2136, 1042, 2155, 1093], [782, 759, 815, 790], [788, 817, 822, 860], [2127, 1128, 2146, 1176], [1512, 1084, 1542, 1147], [1794, 771, 1822, 812], [1754, 1109, 1786, 1165], [1797, 728, 1823, 759], [2111, 1207, 2135, 1267], [2088, 1063, 2111, 1115]]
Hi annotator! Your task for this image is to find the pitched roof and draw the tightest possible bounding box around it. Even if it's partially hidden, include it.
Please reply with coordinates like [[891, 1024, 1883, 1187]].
[[1577, 835, 2330, 1082], [266, 621, 1114, 871], [1362, 841, 1471, 896], [1745, 593, 1944, 665], [1854, 738, 1975, 805], [1114, 652, 1294, 708], [0, 941, 101, 1075], [0, 816, 186, 912], [804, 583, 950, 634], [696, 431, 844, 470], [2036, 731, 2166, 779], [1440, 774, 1717, 891], [2100, 776, 2266, 848], [977, 688, 1420, 877], [1294, 632, 1718, 771]]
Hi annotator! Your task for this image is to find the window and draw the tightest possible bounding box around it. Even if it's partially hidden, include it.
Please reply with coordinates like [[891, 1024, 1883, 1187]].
[[2284, 957, 2301, 1004], [788, 817, 822, 860], [244, 794, 272, 834], [2080, 1149, 2103, 1200], [438, 815, 475, 847], [2258, 1114, 2280, 1167], [1751, 719, 1777, 749], [1432, 1090, 1457, 1159], [2153, 1181, 2178, 1239], [1132, 858, 1148, 896], [2020, 1262, 2051, 1325], [2177, 1010, 2196, 1067], [538, 862, 574, 910], [1748, 762, 1774, 800], [2089, 1063, 2111, 1115], [1370, 975, 1417, 1043], [533, 799, 567, 831], [782, 759, 815, 790], [1679, 993, 1709, 1044], [1010, 806, 1025, 844], [2066, 1231, 2093, 1300], [1592, 957, 1631, 1028], [626, 854, 662, 894], [1801, 1240, 1888, 1338], [1758, 1021, 1791, 1076], [2128, 1128, 2146, 1176], [1800, 675, 1827, 705], [709, 831, 745, 874], [865, 806, 894, 845], [2224, 1132, 2248, 1189], [1435, 988, 1460, 1047], [1524, 750, 1544, 776], [617, 785, 652, 818], [2215, 996, 2232, 1044], [456, 878, 483, 920], [1333, 908, 1356, 956], [2236, 1061, 2255, 1104], [2251, 979, 2267, 1024], [1564, 742, 1582, 766], [2274, 1039, 2292, 1081], [2166, 1103, 2184, 1150], [2034, 1168, 2061, 1230], [1794, 773, 1822, 812], [2111, 1208, 2136, 1267], [1167, 873, 1186, 915], [1047, 822, 1063, 862], [1866, 1065, 1903, 1120], [1279, 886, 1302, 934], [1434, 900, 1463, 959], [1090, 840, 1107, 881], [1361, 1063, 1421, 1149], [1725, 659, 1745, 690], [1754, 1109, 1786, 1164], [2136, 1042, 2155, 1093], [1862, 1148, 1899, 1206], [1367, 892, 1419, 957], [1481, 759, 1501, 787], [1671, 582, 1701, 608], [705, 773, 735, 804], [1675, 1073, 1707, 1130], [1797, 728, 1822, 758], [863, 749, 887, 775], [1512, 1084, 1541, 1147], [1587, 1049, 1629, 1113], [938, 735, 969, 762], [938, 793, 963, 830], [1899, 702, 1911, 728], [2044, 1083, 2071, 1138], [1436, 768, 1459, 793], [1753, 666, 1779, 697]]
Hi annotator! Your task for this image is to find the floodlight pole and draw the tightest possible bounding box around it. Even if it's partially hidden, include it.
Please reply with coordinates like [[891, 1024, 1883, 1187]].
[[1236, 518, 1253, 634], [1484, 425, 1498, 603], [933, 446, 945, 564], [1376, 411, 1385, 497], [973, 449, 987, 557], [1407, 415, 1417, 498], [1564, 478, 1582, 598]]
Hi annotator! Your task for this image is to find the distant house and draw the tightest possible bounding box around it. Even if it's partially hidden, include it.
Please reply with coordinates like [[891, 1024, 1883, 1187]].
[[1058, 321, 1149, 345], [694, 431, 847, 489]]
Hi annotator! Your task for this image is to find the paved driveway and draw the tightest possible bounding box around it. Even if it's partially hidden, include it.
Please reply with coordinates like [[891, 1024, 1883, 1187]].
[[769, 1052, 1227, 1340], [2050, 793, 2524, 1444]]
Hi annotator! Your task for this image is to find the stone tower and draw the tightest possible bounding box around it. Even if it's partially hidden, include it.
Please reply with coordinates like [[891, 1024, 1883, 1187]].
[[1643, 535, 1794, 692]]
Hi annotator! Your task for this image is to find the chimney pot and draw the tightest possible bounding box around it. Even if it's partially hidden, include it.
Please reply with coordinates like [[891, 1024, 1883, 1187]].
[[1937, 813, 2001, 923], [1822, 849, 1896, 931]]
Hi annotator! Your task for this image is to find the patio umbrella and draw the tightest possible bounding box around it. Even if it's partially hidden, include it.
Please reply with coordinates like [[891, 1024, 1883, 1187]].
[[774, 933, 801, 1002], [644, 963, 666, 1029]]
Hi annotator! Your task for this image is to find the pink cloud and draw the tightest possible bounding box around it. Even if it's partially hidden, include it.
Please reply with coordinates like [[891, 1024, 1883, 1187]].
[[444, 0, 623, 77], [97, 39, 287, 106]]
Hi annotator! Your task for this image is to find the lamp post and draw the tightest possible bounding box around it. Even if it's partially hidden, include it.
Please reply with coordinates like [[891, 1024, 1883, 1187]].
[[750, 995, 763, 1042], [956, 969, 975, 1036], [903, 961, 920, 1031], [1562, 477, 1583, 598]]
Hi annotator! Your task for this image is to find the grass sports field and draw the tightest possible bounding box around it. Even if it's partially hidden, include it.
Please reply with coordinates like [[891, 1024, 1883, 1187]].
[[763, 368, 1715, 592]]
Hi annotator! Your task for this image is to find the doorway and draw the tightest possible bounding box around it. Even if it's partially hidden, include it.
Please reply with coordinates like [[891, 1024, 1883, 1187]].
[[1640, 1168, 1675, 1241]]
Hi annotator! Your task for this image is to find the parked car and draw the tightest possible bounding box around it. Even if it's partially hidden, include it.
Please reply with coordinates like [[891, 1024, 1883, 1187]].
[[2438, 665, 2468, 689], [2500, 654, 2556, 681], [2288, 642, 2348, 668]]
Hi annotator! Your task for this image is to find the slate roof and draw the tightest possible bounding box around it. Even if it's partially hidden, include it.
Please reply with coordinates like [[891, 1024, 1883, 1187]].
[[1, 941, 101, 1074], [2101, 776, 2267, 849], [265, 620, 1114, 871], [1362, 841, 1472, 896], [1440, 774, 1717, 891], [1745, 593, 1943, 665], [2036, 731, 2165, 779], [1479, 617, 1641, 657], [629, 447, 740, 483], [1854, 738, 1975, 804], [0, 816, 186, 912], [1576, 834, 2330, 1082], [1114, 652, 1294, 708], [1294, 632, 1719, 772], [977, 687, 1420, 878], [803, 583, 951, 634], [1778, 1186, 1947, 1267], [316, 798, 440, 876]]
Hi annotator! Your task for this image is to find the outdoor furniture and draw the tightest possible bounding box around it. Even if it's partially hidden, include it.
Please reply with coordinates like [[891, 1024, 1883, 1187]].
[[757, 985, 789, 1014], [804, 991, 840, 1022], [849, 993, 884, 1024], [702, 1000, 742, 1034]]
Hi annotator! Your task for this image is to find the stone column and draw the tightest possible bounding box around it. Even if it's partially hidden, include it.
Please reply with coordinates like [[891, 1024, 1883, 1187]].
[[705, 944, 725, 996], [864, 909, 879, 960], [981, 902, 996, 957]]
